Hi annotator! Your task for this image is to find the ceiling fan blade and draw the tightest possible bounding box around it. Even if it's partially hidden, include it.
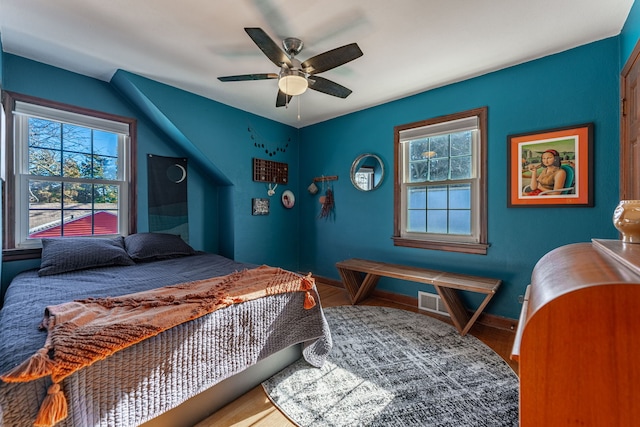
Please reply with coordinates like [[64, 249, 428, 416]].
[[308, 76, 353, 98], [218, 73, 278, 82], [301, 43, 363, 74], [276, 89, 292, 107], [245, 27, 293, 68]]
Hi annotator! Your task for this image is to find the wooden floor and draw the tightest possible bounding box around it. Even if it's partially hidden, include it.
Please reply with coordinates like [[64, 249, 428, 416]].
[[196, 282, 518, 427]]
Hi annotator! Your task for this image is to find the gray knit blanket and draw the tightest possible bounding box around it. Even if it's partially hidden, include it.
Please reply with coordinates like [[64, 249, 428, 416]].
[[0, 254, 332, 426]]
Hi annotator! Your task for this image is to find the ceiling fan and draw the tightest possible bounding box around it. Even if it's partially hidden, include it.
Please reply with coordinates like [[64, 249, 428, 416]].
[[218, 27, 363, 107]]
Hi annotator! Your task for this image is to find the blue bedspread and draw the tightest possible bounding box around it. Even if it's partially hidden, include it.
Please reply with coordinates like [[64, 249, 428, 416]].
[[0, 253, 331, 426]]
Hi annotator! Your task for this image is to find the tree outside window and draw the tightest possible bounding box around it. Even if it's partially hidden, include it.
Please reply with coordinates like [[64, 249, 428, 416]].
[[2, 91, 137, 256], [27, 118, 121, 238]]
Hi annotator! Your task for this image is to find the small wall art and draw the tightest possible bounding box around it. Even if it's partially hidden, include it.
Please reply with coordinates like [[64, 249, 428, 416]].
[[282, 190, 295, 208], [252, 198, 270, 215]]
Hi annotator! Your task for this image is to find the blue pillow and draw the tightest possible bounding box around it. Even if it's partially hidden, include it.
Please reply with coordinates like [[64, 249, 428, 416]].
[[124, 233, 196, 262], [39, 236, 135, 276]]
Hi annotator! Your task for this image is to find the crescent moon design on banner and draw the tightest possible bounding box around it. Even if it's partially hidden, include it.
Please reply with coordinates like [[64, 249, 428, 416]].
[[174, 164, 187, 183], [166, 164, 187, 183]]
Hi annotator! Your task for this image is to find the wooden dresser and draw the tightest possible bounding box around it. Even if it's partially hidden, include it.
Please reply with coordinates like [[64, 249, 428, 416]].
[[511, 239, 640, 426]]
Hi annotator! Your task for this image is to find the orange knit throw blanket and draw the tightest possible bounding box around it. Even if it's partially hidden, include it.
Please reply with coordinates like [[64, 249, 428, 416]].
[[0, 265, 316, 427]]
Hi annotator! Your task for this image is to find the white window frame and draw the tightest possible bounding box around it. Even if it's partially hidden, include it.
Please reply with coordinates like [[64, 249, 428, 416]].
[[393, 107, 488, 255], [2, 91, 137, 254]]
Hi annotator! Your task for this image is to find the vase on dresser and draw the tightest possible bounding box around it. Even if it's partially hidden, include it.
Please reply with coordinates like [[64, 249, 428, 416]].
[[613, 199, 640, 243]]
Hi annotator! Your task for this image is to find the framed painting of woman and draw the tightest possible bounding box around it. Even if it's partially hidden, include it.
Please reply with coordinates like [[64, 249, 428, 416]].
[[507, 123, 593, 207]]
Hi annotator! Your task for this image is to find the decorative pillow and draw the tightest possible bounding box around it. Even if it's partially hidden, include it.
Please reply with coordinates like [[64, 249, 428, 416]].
[[124, 233, 196, 262], [39, 236, 135, 276]]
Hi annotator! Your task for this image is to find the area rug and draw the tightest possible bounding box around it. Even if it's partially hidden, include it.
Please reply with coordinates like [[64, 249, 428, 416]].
[[262, 305, 518, 426]]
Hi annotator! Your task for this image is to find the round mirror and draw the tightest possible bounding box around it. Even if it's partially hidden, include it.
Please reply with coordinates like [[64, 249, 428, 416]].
[[350, 153, 385, 191]]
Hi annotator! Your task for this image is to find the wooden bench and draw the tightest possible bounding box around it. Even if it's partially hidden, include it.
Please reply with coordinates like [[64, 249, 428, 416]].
[[335, 258, 502, 336]]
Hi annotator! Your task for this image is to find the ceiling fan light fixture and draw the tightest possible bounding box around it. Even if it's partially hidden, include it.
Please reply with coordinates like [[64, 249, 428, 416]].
[[278, 69, 308, 96]]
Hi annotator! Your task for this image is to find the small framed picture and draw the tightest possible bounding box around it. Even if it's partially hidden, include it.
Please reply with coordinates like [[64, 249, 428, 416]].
[[507, 123, 593, 207], [282, 190, 295, 209], [252, 198, 269, 215]]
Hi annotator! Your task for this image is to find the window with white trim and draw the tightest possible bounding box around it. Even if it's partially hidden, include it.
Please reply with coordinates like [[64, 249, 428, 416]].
[[3, 92, 137, 253], [393, 107, 488, 254]]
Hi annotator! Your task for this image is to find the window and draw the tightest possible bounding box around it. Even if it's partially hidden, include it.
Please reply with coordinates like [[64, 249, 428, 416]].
[[393, 107, 488, 254], [2, 91, 137, 256]]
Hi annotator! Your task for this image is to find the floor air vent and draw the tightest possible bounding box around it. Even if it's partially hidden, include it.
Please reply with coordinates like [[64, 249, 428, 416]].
[[418, 291, 449, 316]]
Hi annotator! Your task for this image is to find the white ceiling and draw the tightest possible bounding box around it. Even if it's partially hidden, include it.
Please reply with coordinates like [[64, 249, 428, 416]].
[[0, 0, 634, 128]]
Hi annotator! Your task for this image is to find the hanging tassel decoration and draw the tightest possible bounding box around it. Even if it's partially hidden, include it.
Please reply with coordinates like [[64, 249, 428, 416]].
[[304, 292, 316, 309], [34, 383, 68, 427], [1, 348, 53, 382], [301, 273, 314, 291], [301, 273, 316, 309]]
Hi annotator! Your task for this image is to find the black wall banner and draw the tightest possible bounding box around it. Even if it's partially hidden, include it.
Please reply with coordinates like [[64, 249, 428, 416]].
[[147, 154, 189, 242]]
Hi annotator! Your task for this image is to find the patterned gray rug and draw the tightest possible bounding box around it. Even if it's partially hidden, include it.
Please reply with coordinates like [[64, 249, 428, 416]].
[[262, 305, 519, 426]]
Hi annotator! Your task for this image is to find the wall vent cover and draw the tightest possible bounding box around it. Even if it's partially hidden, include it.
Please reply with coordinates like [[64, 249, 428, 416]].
[[418, 291, 449, 316]]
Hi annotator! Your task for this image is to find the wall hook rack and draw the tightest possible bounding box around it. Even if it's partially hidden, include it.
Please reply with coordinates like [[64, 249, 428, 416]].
[[313, 175, 338, 183]]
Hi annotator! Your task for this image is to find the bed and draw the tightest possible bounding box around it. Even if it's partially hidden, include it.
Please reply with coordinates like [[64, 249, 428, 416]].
[[0, 234, 332, 426]]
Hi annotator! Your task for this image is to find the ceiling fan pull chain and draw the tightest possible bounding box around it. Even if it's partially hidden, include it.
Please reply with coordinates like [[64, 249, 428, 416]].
[[297, 96, 301, 121]]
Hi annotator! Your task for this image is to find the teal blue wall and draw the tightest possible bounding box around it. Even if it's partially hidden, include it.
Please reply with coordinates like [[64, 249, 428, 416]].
[[0, 33, 3, 87], [621, 0, 640, 66], [109, 70, 301, 268], [2, 9, 639, 318], [0, 34, 3, 304], [2, 54, 220, 252], [0, 53, 301, 288], [299, 38, 621, 319]]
